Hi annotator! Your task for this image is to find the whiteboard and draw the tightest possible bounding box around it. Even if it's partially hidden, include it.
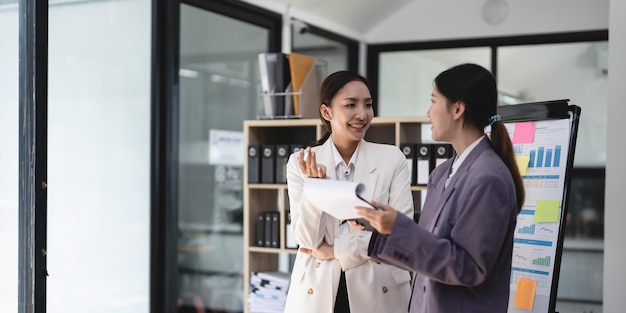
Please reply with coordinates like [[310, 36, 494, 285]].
[[496, 100, 581, 313]]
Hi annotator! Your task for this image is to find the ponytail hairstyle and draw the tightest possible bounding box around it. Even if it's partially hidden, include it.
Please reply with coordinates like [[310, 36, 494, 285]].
[[435, 63, 525, 212], [308, 70, 372, 147]]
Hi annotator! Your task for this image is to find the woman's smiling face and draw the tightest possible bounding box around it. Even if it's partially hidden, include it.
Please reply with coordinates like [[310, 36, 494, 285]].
[[321, 80, 373, 146]]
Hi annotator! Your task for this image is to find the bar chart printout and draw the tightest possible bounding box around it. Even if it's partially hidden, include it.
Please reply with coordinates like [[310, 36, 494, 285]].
[[532, 256, 551, 267], [528, 145, 562, 168]]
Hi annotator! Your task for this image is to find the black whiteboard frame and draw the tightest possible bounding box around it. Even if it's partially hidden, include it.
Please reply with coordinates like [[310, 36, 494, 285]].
[[499, 99, 581, 313]]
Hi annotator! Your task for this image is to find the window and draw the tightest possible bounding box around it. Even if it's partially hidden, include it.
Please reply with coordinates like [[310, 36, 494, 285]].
[[47, 0, 152, 311], [176, 1, 280, 311], [377, 47, 490, 117]]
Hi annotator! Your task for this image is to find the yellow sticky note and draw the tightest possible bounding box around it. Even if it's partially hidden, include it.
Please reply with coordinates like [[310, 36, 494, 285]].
[[534, 200, 560, 223], [514, 277, 537, 310], [516, 155, 530, 175]]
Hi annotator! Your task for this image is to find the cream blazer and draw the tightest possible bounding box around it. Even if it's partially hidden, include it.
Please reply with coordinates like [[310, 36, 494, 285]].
[[283, 139, 413, 313]]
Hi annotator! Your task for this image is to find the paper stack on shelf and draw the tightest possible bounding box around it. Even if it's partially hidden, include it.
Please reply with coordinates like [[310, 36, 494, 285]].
[[248, 271, 291, 313]]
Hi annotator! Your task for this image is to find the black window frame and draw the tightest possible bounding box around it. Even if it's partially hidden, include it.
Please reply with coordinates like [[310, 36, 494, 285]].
[[366, 30, 608, 115], [18, 0, 48, 311]]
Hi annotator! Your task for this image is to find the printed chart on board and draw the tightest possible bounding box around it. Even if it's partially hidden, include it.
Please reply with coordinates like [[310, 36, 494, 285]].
[[504, 118, 572, 313]]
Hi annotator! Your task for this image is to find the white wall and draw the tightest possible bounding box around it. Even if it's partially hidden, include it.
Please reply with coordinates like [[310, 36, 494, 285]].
[[604, 0, 625, 312], [367, 0, 609, 43]]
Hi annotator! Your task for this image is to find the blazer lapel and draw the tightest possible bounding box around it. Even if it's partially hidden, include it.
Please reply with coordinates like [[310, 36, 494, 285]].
[[423, 137, 491, 232], [420, 162, 454, 232], [424, 186, 455, 233], [353, 141, 378, 202], [316, 139, 337, 180], [449, 137, 491, 186], [316, 139, 377, 200]]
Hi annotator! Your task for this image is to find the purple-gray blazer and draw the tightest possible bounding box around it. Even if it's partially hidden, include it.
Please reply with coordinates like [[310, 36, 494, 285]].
[[369, 136, 518, 313]]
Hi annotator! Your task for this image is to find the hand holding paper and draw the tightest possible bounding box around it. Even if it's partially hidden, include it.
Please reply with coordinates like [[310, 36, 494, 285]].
[[355, 200, 398, 235], [302, 177, 376, 220]]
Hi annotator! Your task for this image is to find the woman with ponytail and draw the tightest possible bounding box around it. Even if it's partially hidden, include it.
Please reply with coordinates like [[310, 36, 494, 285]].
[[357, 63, 524, 313]]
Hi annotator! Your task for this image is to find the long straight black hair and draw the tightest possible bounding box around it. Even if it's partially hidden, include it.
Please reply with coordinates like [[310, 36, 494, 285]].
[[435, 63, 525, 212]]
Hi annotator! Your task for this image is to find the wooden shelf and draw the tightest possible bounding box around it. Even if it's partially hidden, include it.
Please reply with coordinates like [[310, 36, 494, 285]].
[[248, 247, 299, 254]]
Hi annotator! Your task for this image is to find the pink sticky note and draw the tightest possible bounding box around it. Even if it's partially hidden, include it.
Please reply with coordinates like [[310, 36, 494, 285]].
[[513, 122, 535, 144]]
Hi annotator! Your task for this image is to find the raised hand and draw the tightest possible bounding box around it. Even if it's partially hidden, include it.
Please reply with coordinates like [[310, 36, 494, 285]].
[[297, 147, 327, 178]]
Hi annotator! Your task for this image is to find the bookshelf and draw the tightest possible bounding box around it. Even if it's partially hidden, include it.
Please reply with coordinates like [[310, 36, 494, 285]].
[[242, 116, 430, 313]]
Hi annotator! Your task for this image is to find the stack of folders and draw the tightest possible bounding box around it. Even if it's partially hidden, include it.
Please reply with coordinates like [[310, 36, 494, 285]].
[[248, 271, 291, 313], [248, 144, 305, 184], [400, 143, 454, 186], [256, 211, 298, 249], [257, 211, 279, 248]]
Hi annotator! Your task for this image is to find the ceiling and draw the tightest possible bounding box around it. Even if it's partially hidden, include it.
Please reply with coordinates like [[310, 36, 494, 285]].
[[265, 0, 414, 33], [248, 0, 609, 45]]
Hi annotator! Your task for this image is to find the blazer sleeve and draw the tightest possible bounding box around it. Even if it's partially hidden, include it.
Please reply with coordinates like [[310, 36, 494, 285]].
[[371, 170, 517, 286], [286, 152, 329, 249]]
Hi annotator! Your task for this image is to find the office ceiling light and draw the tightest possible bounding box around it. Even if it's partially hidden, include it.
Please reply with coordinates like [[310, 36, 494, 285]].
[[482, 0, 509, 25]]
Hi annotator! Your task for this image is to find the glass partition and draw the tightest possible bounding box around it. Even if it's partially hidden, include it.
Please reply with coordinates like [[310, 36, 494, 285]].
[[177, 4, 269, 312], [0, 1, 19, 311], [47, 0, 151, 312]]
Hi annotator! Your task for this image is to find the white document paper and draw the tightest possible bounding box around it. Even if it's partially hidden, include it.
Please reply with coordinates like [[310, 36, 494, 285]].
[[302, 177, 376, 220]]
